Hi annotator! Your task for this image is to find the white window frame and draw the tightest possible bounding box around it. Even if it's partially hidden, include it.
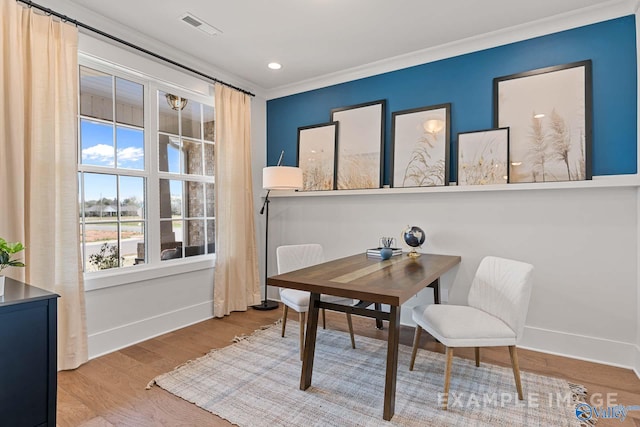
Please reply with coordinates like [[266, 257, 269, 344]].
[[79, 55, 215, 291]]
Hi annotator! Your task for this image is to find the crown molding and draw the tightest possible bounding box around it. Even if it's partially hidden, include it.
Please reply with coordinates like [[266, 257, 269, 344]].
[[266, 0, 635, 100]]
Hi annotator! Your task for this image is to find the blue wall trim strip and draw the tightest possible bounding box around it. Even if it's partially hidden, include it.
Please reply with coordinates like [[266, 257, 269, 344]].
[[267, 15, 638, 183]]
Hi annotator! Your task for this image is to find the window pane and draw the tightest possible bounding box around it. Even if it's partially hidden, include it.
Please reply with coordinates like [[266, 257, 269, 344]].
[[158, 134, 180, 173], [207, 219, 215, 254], [121, 221, 145, 266], [81, 120, 114, 167], [116, 127, 144, 170], [205, 183, 215, 217], [119, 176, 144, 219], [160, 220, 182, 261], [159, 179, 182, 219], [183, 139, 203, 175], [159, 91, 179, 134], [84, 223, 120, 271], [115, 77, 143, 127], [185, 181, 204, 218], [204, 142, 215, 177], [203, 105, 214, 142], [83, 173, 117, 218], [80, 66, 113, 121], [181, 100, 201, 139], [185, 219, 205, 257]]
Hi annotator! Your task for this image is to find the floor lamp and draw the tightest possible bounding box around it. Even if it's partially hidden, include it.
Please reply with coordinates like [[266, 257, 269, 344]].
[[253, 151, 303, 310]]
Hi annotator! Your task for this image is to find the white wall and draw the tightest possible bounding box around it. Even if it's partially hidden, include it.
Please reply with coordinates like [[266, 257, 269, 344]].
[[86, 267, 214, 357], [266, 186, 638, 368]]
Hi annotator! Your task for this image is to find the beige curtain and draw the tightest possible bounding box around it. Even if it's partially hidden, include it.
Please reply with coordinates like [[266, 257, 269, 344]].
[[0, 0, 88, 370], [213, 83, 261, 316]]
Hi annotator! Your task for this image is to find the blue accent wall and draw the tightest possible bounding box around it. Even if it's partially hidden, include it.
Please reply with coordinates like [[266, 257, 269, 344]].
[[267, 16, 638, 183]]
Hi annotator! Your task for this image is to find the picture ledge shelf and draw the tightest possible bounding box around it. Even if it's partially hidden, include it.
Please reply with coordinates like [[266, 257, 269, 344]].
[[268, 175, 640, 198]]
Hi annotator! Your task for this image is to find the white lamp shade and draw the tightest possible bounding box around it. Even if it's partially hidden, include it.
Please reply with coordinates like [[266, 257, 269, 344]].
[[263, 166, 303, 190]]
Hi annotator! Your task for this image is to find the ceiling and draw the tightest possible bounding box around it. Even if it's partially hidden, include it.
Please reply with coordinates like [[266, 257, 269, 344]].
[[61, 0, 625, 93]]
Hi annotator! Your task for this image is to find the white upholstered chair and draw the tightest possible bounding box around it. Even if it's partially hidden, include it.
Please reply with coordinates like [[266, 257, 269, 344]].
[[409, 256, 534, 410], [276, 244, 355, 360]]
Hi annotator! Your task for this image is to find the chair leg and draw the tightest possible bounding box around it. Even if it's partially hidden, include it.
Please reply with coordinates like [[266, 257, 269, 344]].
[[281, 305, 289, 338], [508, 345, 524, 400], [298, 312, 306, 361], [442, 347, 454, 410], [346, 312, 355, 349], [475, 347, 480, 367], [409, 326, 422, 371], [322, 308, 326, 329]]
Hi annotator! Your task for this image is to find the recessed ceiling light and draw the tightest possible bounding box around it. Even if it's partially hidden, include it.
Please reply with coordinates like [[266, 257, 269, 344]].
[[268, 62, 282, 70], [533, 113, 545, 119]]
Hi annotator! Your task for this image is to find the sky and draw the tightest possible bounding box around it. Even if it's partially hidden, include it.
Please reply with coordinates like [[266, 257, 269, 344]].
[[80, 119, 145, 202]]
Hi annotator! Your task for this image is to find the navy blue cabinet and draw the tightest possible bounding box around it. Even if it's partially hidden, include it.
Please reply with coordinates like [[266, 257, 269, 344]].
[[0, 278, 58, 427]]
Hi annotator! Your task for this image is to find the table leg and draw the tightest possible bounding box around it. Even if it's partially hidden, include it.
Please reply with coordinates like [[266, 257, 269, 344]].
[[430, 278, 441, 304], [374, 303, 383, 329], [429, 279, 442, 344], [301, 292, 320, 390], [383, 305, 400, 421]]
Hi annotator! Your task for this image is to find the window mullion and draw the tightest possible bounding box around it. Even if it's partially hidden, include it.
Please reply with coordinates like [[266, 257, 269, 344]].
[[147, 83, 161, 265]]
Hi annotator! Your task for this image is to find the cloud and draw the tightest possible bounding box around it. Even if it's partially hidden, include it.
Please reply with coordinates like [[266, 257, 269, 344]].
[[117, 147, 144, 166], [82, 144, 114, 166], [82, 144, 144, 167]]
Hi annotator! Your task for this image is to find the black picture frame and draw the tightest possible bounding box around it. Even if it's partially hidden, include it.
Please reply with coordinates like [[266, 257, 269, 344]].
[[330, 100, 385, 190], [296, 122, 338, 191], [456, 127, 510, 186], [390, 103, 451, 188], [493, 60, 593, 183]]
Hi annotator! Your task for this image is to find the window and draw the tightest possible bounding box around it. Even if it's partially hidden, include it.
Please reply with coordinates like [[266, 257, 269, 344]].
[[77, 64, 215, 273], [157, 91, 216, 261]]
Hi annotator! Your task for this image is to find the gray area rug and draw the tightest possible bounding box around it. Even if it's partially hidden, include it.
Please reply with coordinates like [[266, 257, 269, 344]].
[[149, 322, 587, 426]]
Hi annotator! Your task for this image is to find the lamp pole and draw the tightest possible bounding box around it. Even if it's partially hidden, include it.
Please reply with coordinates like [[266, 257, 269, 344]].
[[252, 151, 285, 311]]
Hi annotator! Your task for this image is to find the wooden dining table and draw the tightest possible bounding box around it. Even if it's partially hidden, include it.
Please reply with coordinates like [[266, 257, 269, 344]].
[[267, 252, 461, 421]]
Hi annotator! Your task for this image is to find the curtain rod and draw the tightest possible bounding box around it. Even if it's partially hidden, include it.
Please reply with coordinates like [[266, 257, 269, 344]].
[[17, 0, 256, 97]]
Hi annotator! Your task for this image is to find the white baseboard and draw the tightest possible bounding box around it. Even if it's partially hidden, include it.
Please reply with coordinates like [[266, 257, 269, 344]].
[[87, 299, 640, 382], [88, 300, 214, 359], [521, 325, 637, 372]]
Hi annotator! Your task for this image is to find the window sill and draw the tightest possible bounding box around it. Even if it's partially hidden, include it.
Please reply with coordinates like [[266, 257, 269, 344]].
[[267, 175, 640, 197], [84, 255, 215, 291]]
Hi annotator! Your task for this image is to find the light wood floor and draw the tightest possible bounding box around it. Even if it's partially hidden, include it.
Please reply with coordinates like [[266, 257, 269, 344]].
[[58, 305, 640, 427]]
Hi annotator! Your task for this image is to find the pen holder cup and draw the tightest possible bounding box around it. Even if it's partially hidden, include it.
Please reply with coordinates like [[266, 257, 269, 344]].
[[379, 237, 395, 249]]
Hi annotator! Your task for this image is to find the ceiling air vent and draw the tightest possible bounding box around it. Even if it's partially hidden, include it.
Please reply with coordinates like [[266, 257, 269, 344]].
[[179, 13, 222, 36]]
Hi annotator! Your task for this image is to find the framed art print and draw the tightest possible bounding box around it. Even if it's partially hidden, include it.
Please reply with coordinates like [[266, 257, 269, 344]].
[[296, 122, 338, 191], [330, 100, 385, 190], [457, 127, 509, 186], [391, 103, 450, 188], [494, 60, 592, 183]]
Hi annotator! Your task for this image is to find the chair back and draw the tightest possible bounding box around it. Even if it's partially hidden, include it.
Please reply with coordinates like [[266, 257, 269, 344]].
[[467, 256, 534, 338], [276, 244, 324, 274]]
